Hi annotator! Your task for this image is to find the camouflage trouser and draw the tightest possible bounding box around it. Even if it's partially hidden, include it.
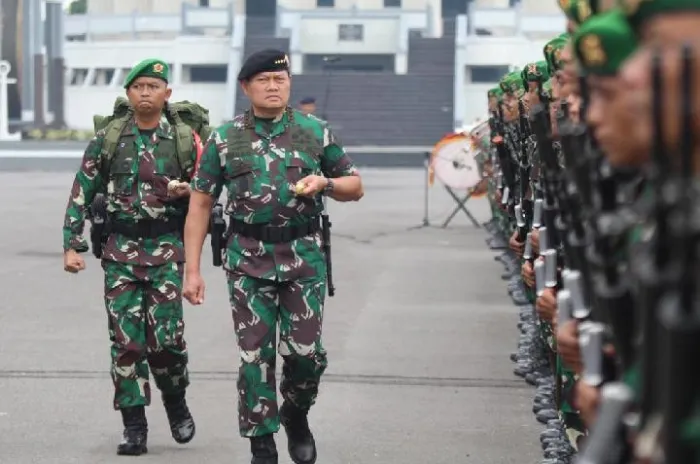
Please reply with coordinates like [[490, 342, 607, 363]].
[[227, 271, 329, 437], [102, 260, 189, 410]]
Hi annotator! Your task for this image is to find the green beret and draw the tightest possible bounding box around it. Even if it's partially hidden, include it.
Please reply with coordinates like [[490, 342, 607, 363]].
[[522, 61, 551, 87], [499, 72, 525, 97], [617, 0, 700, 31], [543, 35, 570, 73], [487, 87, 503, 98], [574, 9, 638, 76], [559, 0, 594, 24], [237, 49, 290, 81], [123, 59, 169, 88]]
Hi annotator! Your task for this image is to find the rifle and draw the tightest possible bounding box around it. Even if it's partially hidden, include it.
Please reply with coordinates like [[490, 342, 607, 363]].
[[210, 203, 226, 267], [321, 196, 335, 297], [88, 193, 109, 259]]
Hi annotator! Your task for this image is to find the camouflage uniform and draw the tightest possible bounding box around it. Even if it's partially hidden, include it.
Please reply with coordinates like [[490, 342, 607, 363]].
[[63, 115, 194, 409], [191, 108, 358, 437]]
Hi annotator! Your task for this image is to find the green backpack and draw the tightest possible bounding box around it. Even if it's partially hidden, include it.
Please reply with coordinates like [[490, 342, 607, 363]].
[[92, 97, 213, 178]]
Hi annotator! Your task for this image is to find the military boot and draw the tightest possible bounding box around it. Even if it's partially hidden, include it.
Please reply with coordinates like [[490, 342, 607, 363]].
[[250, 434, 278, 464], [280, 402, 317, 464], [116, 406, 148, 456], [536, 408, 559, 424], [162, 391, 196, 444]]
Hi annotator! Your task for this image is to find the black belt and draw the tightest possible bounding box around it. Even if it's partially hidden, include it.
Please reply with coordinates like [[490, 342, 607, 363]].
[[227, 217, 321, 243], [110, 218, 183, 239]]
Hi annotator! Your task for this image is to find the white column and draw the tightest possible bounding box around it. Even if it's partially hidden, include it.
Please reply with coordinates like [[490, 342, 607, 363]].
[[0, 61, 22, 140]]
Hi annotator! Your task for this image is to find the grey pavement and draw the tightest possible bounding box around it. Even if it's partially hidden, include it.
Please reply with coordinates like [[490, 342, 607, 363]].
[[0, 144, 428, 168], [0, 169, 541, 464]]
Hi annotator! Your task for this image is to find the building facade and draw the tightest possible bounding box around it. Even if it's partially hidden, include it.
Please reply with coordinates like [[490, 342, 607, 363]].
[[56, 0, 562, 144]]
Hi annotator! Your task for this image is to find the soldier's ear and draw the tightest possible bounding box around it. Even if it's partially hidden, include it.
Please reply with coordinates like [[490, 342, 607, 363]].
[[240, 80, 250, 97]]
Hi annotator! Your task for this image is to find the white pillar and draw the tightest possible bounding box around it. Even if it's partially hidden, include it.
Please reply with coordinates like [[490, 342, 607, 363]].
[[0, 61, 22, 140]]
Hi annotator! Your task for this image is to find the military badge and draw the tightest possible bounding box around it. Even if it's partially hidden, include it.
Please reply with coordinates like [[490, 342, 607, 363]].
[[577, 0, 592, 21], [527, 63, 540, 79], [580, 34, 606, 66], [274, 54, 290, 67], [153, 63, 164, 73], [558, 0, 571, 10]]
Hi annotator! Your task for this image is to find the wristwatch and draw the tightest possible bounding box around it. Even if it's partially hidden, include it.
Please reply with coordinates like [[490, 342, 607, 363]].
[[322, 178, 334, 196]]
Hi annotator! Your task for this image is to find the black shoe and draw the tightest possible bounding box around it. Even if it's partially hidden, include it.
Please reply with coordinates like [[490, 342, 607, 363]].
[[116, 406, 148, 456], [280, 402, 317, 464], [163, 391, 196, 444], [251, 435, 278, 464]]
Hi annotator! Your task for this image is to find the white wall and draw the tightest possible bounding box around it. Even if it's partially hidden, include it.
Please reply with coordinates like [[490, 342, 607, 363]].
[[65, 84, 229, 130], [279, 0, 440, 15], [298, 17, 401, 54], [87, 0, 235, 13]]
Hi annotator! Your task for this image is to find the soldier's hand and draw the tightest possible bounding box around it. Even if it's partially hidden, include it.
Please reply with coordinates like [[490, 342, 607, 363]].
[[183, 272, 206, 305], [168, 180, 191, 198], [295, 175, 328, 197], [556, 320, 582, 373], [573, 380, 601, 428], [63, 249, 86, 274], [509, 231, 524, 257], [530, 228, 540, 254], [521, 261, 535, 288], [536, 287, 557, 323]]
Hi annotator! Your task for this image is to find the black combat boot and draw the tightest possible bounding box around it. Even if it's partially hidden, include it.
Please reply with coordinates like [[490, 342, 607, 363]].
[[250, 434, 278, 464], [162, 391, 196, 444], [280, 402, 317, 464], [117, 406, 148, 456]]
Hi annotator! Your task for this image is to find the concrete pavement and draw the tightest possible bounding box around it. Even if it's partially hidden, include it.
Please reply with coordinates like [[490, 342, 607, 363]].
[[0, 168, 541, 464]]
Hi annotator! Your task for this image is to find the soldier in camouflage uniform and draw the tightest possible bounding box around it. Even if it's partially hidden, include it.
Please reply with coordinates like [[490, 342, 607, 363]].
[[62, 59, 197, 455], [182, 49, 364, 464]]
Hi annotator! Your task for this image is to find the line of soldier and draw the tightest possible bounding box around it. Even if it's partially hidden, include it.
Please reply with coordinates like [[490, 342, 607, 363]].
[[477, 0, 700, 462], [62, 50, 363, 464]]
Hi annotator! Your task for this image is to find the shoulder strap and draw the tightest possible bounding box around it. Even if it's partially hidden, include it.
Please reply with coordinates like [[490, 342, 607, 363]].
[[98, 115, 131, 178], [192, 130, 204, 175], [167, 107, 195, 175]]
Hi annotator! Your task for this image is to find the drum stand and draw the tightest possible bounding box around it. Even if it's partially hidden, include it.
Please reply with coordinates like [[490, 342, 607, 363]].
[[441, 188, 480, 228], [413, 152, 481, 229]]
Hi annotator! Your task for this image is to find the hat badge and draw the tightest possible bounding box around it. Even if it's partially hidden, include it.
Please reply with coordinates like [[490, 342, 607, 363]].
[[580, 34, 606, 66], [153, 63, 164, 73]]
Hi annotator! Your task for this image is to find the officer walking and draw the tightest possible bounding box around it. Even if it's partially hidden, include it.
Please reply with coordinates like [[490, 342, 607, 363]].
[[182, 49, 364, 464], [62, 59, 198, 456]]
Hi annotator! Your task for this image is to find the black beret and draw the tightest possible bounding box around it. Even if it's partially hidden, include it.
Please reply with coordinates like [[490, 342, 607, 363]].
[[237, 49, 290, 81], [299, 96, 316, 104]]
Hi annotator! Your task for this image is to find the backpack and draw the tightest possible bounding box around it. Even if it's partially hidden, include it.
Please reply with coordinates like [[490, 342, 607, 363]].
[[92, 97, 213, 179]]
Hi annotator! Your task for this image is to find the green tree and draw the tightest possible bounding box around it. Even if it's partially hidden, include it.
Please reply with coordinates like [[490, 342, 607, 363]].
[[68, 0, 87, 15]]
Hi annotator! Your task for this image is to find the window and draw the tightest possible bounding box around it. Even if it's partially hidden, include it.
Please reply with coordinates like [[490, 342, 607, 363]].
[[384, 0, 401, 6], [338, 24, 363, 42], [317, 0, 334, 6], [188, 65, 227, 83], [468, 65, 510, 84], [199, 0, 209, 6]]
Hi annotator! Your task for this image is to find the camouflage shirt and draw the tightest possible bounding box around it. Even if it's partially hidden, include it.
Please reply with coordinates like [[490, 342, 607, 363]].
[[62, 115, 197, 266], [191, 108, 358, 282]]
